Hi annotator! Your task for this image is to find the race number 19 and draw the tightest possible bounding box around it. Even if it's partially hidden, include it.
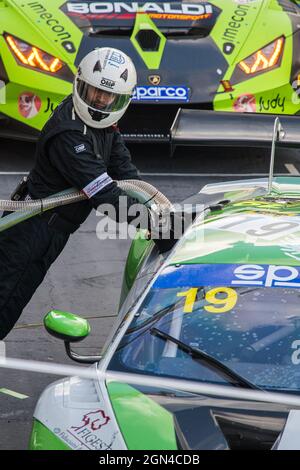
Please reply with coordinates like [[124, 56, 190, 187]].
[[177, 287, 238, 314]]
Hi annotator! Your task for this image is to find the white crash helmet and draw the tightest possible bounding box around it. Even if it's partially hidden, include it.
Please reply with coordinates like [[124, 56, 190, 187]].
[[73, 47, 137, 129]]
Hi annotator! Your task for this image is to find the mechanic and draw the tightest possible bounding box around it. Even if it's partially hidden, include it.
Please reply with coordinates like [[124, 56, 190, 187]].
[[0, 47, 157, 340]]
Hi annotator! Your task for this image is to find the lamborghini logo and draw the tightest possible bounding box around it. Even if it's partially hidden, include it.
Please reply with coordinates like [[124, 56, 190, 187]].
[[148, 75, 161, 85]]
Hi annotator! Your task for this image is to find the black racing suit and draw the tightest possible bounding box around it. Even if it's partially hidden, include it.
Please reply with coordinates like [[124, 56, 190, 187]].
[[0, 95, 142, 339]]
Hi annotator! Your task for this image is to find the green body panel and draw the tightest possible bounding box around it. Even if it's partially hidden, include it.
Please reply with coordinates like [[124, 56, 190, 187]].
[[119, 230, 153, 307], [107, 382, 177, 450], [170, 177, 300, 266], [11, 0, 82, 66], [0, 0, 79, 130], [1, 0, 300, 135], [131, 12, 166, 69], [0, 0, 300, 136], [29, 419, 70, 450], [211, 0, 265, 66], [44, 309, 90, 341], [212, 0, 296, 115]]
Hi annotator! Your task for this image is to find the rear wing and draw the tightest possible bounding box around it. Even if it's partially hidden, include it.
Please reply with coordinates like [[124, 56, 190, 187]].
[[170, 109, 300, 156]]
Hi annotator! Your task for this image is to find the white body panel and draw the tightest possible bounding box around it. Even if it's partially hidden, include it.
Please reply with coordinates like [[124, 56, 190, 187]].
[[34, 365, 126, 450]]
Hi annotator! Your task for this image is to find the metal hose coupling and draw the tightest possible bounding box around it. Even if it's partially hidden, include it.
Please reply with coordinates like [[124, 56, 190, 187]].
[[117, 179, 173, 210]]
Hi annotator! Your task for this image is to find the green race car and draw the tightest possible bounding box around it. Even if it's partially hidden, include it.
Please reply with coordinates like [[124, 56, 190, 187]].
[[28, 174, 300, 450], [1, 124, 300, 449], [1, 0, 300, 144]]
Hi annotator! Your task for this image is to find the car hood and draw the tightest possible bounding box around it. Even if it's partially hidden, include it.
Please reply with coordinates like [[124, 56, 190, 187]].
[[107, 381, 290, 450], [33, 373, 295, 450], [170, 177, 300, 266]]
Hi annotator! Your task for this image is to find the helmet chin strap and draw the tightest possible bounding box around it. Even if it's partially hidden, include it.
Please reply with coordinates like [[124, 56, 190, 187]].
[[88, 107, 109, 122]]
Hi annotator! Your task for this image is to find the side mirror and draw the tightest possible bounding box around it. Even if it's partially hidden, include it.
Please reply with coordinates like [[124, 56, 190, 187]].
[[44, 310, 90, 342], [44, 310, 102, 364]]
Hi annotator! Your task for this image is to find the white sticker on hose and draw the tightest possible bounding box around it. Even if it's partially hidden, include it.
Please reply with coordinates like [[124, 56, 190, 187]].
[[82, 173, 113, 198]]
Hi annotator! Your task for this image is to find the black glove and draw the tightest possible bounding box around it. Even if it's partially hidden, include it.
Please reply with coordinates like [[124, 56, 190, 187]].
[[149, 208, 191, 254]]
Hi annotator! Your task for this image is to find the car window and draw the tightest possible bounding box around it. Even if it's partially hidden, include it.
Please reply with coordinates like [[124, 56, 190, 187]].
[[109, 281, 300, 392]]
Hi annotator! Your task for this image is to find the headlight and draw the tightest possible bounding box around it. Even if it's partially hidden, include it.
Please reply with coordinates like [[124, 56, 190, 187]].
[[4, 33, 73, 81], [238, 37, 285, 75]]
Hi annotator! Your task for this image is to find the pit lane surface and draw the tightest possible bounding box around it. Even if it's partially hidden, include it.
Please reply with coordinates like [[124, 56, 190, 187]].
[[1, 140, 300, 450]]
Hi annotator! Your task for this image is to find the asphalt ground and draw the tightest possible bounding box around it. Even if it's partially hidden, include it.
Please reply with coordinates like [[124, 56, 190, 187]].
[[1, 140, 300, 450]]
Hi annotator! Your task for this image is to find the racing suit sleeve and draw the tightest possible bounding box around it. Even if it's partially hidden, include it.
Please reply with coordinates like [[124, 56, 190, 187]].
[[48, 131, 145, 225], [107, 129, 142, 180]]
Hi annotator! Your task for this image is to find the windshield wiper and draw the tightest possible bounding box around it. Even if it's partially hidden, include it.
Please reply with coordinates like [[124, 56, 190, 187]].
[[150, 327, 260, 390]]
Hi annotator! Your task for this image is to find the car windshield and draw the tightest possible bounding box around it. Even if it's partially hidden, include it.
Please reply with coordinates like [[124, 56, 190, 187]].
[[109, 264, 300, 392]]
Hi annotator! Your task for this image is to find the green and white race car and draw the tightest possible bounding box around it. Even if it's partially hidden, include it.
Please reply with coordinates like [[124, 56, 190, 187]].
[[1, 0, 300, 144], [29, 175, 300, 450]]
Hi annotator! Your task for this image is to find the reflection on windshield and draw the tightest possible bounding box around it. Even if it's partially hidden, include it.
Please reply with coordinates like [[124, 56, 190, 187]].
[[109, 285, 300, 392]]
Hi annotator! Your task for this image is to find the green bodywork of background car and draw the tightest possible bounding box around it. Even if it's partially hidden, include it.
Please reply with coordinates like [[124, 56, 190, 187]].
[[212, 0, 300, 115], [1, 0, 300, 134], [0, 0, 78, 130]]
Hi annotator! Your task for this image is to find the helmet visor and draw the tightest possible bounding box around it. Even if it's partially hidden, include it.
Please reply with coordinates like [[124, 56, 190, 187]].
[[77, 79, 132, 113]]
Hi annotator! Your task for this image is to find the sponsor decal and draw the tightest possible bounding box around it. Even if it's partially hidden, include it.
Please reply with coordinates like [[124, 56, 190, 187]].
[[25, 2, 76, 52], [220, 80, 234, 92], [53, 410, 116, 450], [231, 264, 300, 288], [145, 13, 211, 20], [61, 40, 76, 53], [292, 77, 300, 105], [71, 410, 110, 432], [154, 263, 300, 289], [148, 74, 161, 85], [74, 143, 86, 153], [108, 50, 125, 68], [103, 50, 125, 70], [259, 94, 285, 113], [83, 172, 113, 198], [291, 340, 300, 365], [44, 97, 55, 114], [233, 93, 256, 112], [54, 425, 118, 451], [65, 2, 214, 20], [100, 77, 115, 88], [212, 214, 300, 241], [120, 68, 128, 82], [109, 51, 125, 65], [133, 86, 189, 102], [18, 92, 41, 119], [222, 4, 251, 47], [223, 42, 235, 55]]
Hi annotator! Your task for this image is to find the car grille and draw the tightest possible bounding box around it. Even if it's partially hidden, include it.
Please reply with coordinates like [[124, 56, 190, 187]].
[[135, 29, 161, 51]]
